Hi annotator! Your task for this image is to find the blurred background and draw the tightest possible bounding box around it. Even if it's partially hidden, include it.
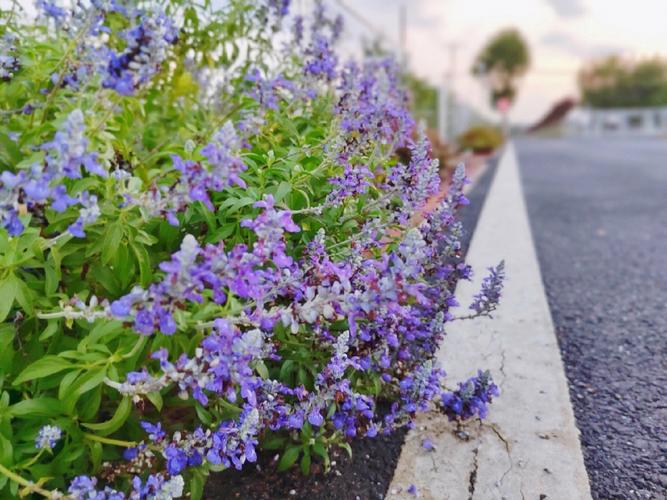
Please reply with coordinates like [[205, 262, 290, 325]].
[[316, 0, 667, 145]]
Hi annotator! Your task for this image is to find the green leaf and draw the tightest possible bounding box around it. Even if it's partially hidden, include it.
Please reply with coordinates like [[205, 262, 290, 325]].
[[13, 356, 72, 385], [63, 368, 107, 412], [301, 422, 312, 441], [300, 449, 311, 475], [90, 441, 103, 473], [0, 279, 15, 322], [134, 229, 158, 246], [312, 441, 330, 470], [312, 441, 327, 459], [38, 320, 60, 341], [262, 435, 286, 450], [0, 434, 12, 466], [0, 133, 21, 167], [195, 403, 213, 426], [0, 326, 15, 375], [101, 223, 124, 265], [146, 391, 163, 411], [9, 275, 33, 315], [339, 442, 353, 458], [277, 445, 301, 471], [189, 468, 207, 500], [274, 181, 292, 202], [58, 369, 82, 400], [8, 398, 64, 417], [254, 360, 269, 379], [297, 367, 310, 387], [82, 397, 131, 436], [130, 242, 152, 286], [79, 320, 124, 351], [44, 263, 59, 295], [279, 359, 294, 382]]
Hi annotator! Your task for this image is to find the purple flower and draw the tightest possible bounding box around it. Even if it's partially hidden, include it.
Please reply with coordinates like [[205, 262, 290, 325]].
[[140, 421, 166, 442], [307, 409, 324, 427], [43, 109, 103, 179], [101, 11, 177, 96], [165, 445, 189, 475], [134, 309, 155, 335], [110, 296, 133, 317], [36, 0, 67, 22], [245, 69, 294, 110], [440, 370, 499, 421], [35, 425, 62, 449], [130, 473, 184, 499], [67, 476, 98, 498], [1, 109, 103, 237], [200, 122, 247, 189], [51, 185, 78, 212], [469, 261, 506, 317], [0, 33, 20, 81], [421, 437, 435, 451], [157, 307, 177, 335]]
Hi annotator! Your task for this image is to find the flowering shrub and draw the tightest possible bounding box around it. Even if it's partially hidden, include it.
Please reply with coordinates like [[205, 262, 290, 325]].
[[0, 1, 504, 498]]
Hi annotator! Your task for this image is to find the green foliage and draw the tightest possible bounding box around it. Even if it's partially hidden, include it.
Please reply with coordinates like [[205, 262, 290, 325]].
[[579, 55, 667, 108], [457, 125, 504, 153], [0, 0, 357, 495], [0, 0, 433, 495], [472, 28, 530, 107], [403, 73, 438, 130]]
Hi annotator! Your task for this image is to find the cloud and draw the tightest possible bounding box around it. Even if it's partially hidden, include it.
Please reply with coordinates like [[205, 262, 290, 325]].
[[544, 0, 585, 18], [541, 31, 618, 58]]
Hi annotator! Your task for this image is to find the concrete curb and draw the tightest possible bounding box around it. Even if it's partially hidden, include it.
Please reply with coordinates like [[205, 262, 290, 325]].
[[387, 142, 591, 499]]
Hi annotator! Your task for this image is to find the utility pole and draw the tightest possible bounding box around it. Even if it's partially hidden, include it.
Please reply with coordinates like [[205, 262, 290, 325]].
[[437, 75, 448, 142], [399, 4, 407, 70], [438, 42, 459, 142], [446, 42, 459, 138]]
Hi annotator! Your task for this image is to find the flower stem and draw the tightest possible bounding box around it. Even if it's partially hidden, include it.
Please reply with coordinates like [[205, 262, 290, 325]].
[[83, 433, 137, 448]]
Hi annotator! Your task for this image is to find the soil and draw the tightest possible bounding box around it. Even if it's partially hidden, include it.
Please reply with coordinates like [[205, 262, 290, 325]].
[[204, 428, 408, 500]]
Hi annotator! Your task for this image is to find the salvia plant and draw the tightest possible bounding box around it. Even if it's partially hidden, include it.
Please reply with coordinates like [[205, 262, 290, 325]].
[[0, 0, 504, 498]]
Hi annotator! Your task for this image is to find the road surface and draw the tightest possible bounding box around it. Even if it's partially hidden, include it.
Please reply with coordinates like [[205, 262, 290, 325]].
[[516, 137, 667, 499]]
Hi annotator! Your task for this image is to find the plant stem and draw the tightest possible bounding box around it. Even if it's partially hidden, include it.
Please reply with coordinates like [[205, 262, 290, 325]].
[[0, 463, 55, 498], [83, 433, 136, 448], [16, 449, 45, 471], [120, 336, 147, 360]]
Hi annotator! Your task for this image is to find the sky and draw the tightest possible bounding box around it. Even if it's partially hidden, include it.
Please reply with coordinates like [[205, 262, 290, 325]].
[[324, 0, 667, 125]]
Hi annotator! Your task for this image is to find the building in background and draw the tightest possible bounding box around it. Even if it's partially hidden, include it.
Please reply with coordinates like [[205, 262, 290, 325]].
[[529, 98, 667, 137]]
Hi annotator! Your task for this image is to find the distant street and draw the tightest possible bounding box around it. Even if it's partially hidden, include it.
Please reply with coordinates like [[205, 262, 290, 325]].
[[516, 137, 667, 498]]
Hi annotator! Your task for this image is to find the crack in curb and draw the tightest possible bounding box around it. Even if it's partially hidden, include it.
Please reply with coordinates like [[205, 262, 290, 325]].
[[498, 347, 507, 387], [467, 421, 483, 499], [467, 445, 479, 500], [489, 424, 513, 486], [429, 452, 439, 473]]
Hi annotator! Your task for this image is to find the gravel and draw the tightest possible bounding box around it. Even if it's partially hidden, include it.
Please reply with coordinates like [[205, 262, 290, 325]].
[[516, 137, 667, 499]]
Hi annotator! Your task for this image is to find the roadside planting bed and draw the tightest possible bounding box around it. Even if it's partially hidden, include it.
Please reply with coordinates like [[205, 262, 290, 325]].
[[0, 1, 502, 498]]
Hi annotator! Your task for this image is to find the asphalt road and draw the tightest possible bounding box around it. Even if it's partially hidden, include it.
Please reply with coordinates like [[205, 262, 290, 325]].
[[515, 137, 667, 499]]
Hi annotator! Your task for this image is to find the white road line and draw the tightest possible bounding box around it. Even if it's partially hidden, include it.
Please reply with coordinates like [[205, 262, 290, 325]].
[[387, 142, 591, 500]]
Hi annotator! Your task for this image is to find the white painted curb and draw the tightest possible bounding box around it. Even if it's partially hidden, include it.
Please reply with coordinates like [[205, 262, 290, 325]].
[[387, 142, 591, 499]]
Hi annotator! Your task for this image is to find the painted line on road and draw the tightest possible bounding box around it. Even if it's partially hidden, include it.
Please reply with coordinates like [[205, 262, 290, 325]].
[[387, 142, 591, 499]]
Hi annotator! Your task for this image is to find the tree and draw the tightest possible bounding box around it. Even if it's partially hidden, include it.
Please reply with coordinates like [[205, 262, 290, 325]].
[[579, 56, 667, 108], [472, 28, 530, 109], [403, 73, 438, 129]]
